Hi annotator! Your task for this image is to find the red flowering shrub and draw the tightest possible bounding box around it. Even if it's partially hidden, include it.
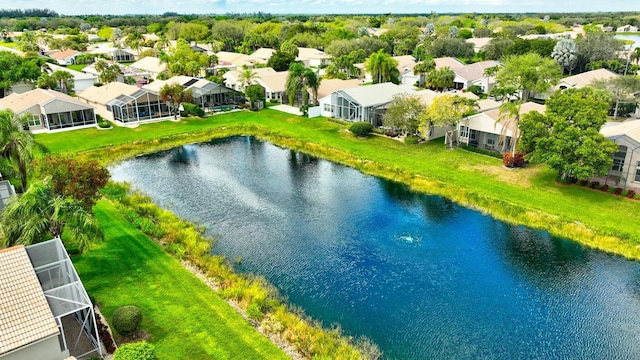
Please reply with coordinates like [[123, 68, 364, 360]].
[[502, 152, 525, 168]]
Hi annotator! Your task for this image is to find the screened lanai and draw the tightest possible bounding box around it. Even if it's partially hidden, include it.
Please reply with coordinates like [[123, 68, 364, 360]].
[[25, 238, 102, 359], [106, 88, 171, 124], [189, 80, 244, 109], [329, 83, 410, 125]]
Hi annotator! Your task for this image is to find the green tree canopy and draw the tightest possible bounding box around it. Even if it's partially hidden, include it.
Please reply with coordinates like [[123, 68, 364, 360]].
[[519, 87, 618, 181], [422, 94, 478, 148], [159, 83, 193, 120], [496, 53, 561, 102], [382, 93, 426, 135], [0, 110, 45, 192], [365, 49, 399, 84]]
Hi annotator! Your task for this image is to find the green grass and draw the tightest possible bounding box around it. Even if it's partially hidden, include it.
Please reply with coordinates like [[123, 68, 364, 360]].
[[72, 200, 288, 360], [37, 109, 640, 257], [0, 41, 18, 48], [67, 64, 86, 72]]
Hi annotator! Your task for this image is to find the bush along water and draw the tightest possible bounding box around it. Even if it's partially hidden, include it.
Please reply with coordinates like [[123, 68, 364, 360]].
[[100, 182, 382, 360]]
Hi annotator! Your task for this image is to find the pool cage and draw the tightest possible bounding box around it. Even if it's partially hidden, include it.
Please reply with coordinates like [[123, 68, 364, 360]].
[[25, 237, 102, 359]]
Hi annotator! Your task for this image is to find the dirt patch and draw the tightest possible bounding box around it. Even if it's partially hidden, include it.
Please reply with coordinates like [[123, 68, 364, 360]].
[[461, 163, 542, 188]]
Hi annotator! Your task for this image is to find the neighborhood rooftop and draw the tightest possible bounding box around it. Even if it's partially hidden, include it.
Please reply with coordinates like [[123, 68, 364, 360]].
[[0, 88, 88, 113], [339, 83, 415, 108], [0, 246, 60, 356]]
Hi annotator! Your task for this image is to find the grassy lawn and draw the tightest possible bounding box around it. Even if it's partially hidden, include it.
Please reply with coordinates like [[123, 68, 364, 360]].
[[67, 64, 86, 72], [72, 200, 288, 360], [36, 110, 640, 250], [0, 41, 18, 48]]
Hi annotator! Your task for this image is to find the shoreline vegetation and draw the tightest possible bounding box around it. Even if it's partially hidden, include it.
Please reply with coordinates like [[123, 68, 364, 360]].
[[36, 110, 640, 357]]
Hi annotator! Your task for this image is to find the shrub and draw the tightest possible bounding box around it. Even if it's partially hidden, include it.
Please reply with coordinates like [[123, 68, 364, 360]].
[[182, 103, 205, 117], [385, 131, 399, 137], [502, 152, 525, 168], [460, 144, 503, 159], [601, 184, 609, 192], [112, 306, 142, 336], [113, 341, 156, 360], [590, 181, 600, 189], [246, 303, 264, 321], [580, 180, 588, 186], [269, 98, 280, 104], [98, 119, 111, 128], [614, 187, 623, 195], [349, 122, 372, 137], [628, 190, 636, 198], [404, 135, 421, 144]]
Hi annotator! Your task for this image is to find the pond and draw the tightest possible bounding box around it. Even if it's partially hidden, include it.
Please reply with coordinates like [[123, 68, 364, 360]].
[[111, 136, 640, 359], [615, 34, 640, 48]]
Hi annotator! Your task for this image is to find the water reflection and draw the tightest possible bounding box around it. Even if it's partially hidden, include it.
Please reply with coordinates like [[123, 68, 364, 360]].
[[110, 136, 640, 360]]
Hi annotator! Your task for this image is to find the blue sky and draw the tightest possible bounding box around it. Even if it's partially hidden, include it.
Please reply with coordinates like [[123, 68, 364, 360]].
[[8, 0, 639, 16]]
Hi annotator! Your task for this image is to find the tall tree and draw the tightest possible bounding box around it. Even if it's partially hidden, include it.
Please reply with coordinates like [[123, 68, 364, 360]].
[[51, 70, 74, 93], [413, 59, 436, 87], [519, 87, 618, 181], [497, 101, 523, 156], [0, 110, 45, 192], [303, 68, 321, 106], [365, 49, 399, 84], [159, 83, 193, 120], [496, 53, 561, 102], [425, 67, 455, 92], [422, 94, 478, 148], [382, 93, 426, 135], [1, 180, 103, 252], [124, 30, 145, 55], [592, 75, 640, 120], [285, 62, 305, 106], [237, 66, 259, 90], [551, 39, 578, 75], [0, 52, 42, 98]]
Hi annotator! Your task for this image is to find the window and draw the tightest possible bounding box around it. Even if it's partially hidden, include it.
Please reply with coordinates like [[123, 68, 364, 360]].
[[324, 104, 331, 112], [611, 145, 627, 172], [636, 167, 640, 182], [25, 114, 41, 127], [469, 129, 477, 141], [486, 134, 496, 148], [460, 125, 469, 139], [612, 159, 624, 172]]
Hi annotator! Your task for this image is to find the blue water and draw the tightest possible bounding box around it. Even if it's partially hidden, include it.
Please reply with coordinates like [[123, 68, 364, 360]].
[[111, 136, 640, 359], [615, 34, 640, 48]]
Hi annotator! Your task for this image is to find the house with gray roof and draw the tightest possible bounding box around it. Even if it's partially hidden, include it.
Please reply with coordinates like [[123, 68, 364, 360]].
[[0, 238, 101, 359], [318, 82, 415, 126], [596, 120, 640, 190], [128, 56, 168, 80], [78, 82, 171, 124], [458, 102, 546, 153], [144, 76, 243, 110], [46, 63, 97, 92], [0, 89, 97, 132]]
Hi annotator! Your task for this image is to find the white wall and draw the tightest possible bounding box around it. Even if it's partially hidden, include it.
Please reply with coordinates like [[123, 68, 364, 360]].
[[0, 335, 68, 360]]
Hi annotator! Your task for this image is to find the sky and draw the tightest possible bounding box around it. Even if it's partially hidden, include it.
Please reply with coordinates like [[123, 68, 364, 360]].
[[7, 0, 640, 16]]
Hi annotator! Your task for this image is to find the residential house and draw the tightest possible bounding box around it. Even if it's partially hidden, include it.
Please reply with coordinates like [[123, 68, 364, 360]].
[[434, 57, 465, 70], [0, 238, 102, 360], [249, 48, 276, 64], [223, 67, 277, 92], [90, 45, 135, 62], [253, 71, 289, 103], [216, 51, 256, 68], [355, 55, 417, 85], [48, 49, 81, 65], [128, 56, 168, 80], [458, 102, 546, 153], [296, 47, 332, 67], [144, 75, 243, 110], [451, 60, 502, 92], [318, 82, 414, 126], [314, 78, 362, 101], [466, 37, 493, 53], [46, 63, 97, 92], [78, 82, 171, 124], [0, 89, 97, 131], [617, 25, 639, 33], [556, 68, 618, 90], [596, 120, 640, 190]]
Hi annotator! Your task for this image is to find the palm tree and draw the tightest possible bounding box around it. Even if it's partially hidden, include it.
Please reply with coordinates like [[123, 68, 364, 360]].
[[238, 66, 259, 90], [285, 63, 305, 106], [0, 110, 45, 192], [365, 49, 399, 84], [497, 100, 522, 156], [303, 68, 321, 106], [413, 59, 436, 87], [124, 30, 145, 55], [51, 70, 74, 93], [483, 65, 500, 94], [1, 179, 103, 252], [426, 67, 455, 92]]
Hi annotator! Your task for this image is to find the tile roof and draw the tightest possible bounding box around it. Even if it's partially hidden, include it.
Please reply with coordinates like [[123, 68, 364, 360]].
[[47, 63, 96, 81], [316, 78, 362, 99], [453, 60, 502, 82], [557, 69, 618, 89], [296, 47, 331, 61], [433, 57, 465, 70], [600, 120, 640, 143], [483, 102, 546, 123], [49, 49, 81, 59], [0, 89, 90, 113], [77, 82, 140, 105], [254, 71, 289, 93], [339, 82, 415, 108], [249, 48, 276, 61], [129, 56, 167, 74], [393, 55, 417, 74], [0, 246, 59, 355]]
